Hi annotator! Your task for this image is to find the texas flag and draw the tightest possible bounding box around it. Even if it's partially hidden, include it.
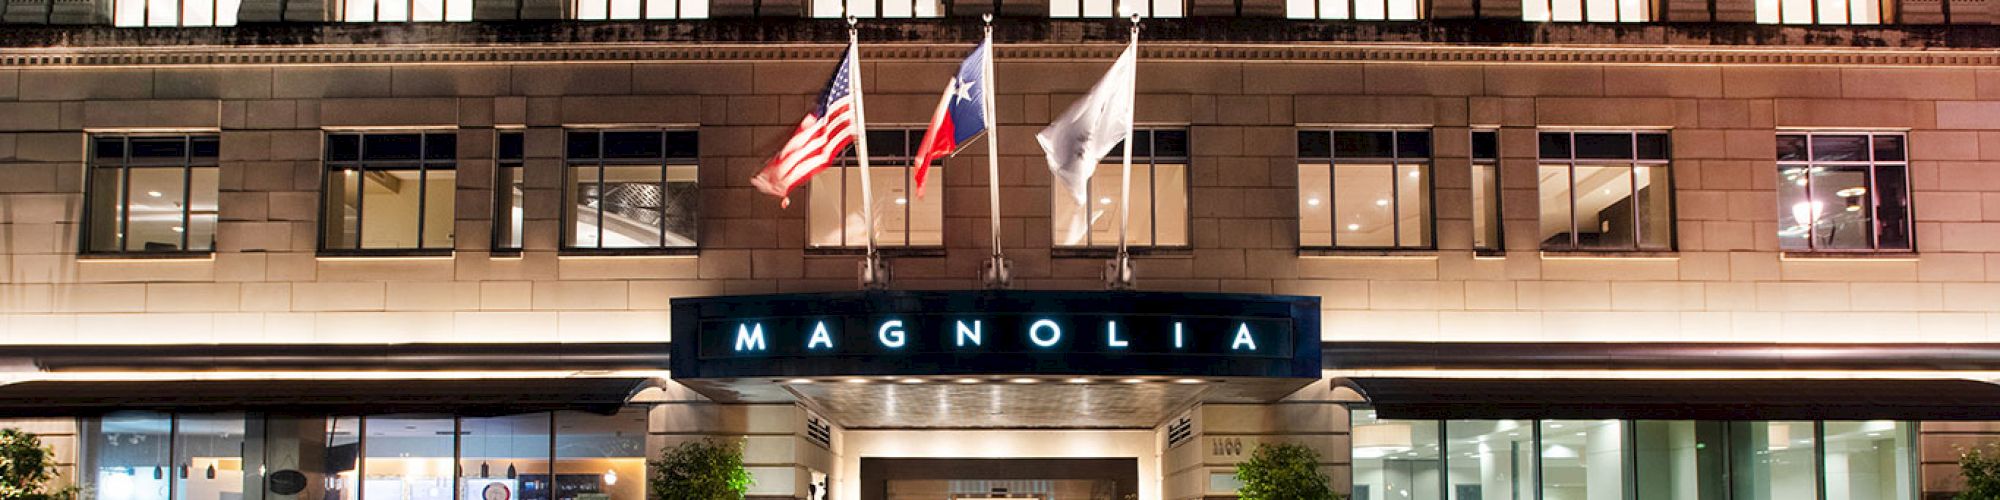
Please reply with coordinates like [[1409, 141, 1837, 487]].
[[910, 40, 992, 198]]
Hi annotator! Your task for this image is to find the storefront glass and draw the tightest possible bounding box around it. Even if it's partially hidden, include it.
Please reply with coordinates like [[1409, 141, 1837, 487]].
[[1445, 420, 1534, 500], [1823, 421, 1916, 500], [1351, 409, 1441, 500], [1540, 420, 1625, 500], [83, 412, 174, 500], [173, 413, 251, 500], [1730, 421, 1817, 500], [553, 409, 649, 500], [1634, 420, 1726, 500], [362, 415, 456, 500], [462, 413, 552, 500]]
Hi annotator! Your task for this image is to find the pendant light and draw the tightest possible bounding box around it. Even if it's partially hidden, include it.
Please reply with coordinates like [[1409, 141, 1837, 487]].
[[179, 463, 188, 479], [506, 464, 517, 479], [153, 466, 163, 480], [480, 462, 490, 478], [602, 469, 618, 486], [205, 464, 216, 480]]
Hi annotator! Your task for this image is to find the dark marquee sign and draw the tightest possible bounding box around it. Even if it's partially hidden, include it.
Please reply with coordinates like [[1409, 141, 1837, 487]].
[[668, 290, 1321, 379]]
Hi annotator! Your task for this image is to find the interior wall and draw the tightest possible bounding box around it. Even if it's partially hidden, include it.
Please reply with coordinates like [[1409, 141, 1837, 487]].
[[836, 429, 1160, 500]]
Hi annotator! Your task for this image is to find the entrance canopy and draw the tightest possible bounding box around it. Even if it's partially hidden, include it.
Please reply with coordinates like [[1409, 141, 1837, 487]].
[[1340, 377, 2000, 421]]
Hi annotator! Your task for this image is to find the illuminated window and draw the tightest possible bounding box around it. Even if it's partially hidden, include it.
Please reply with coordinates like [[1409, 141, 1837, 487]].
[[809, 129, 945, 249], [85, 134, 219, 255], [1775, 131, 1910, 253], [338, 0, 471, 21], [564, 129, 700, 250], [1051, 129, 1189, 248], [1050, 0, 1183, 17], [1471, 129, 1502, 252], [1758, 0, 1881, 23], [573, 0, 707, 19], [321, 132, 458, 253], [1297, 129, 1433, 250], [495, 131, 525, 252], [1523, 0, 1648, 21], [1286, 0, 1421, 19], [811, 0, 938, 17], [112, 0, 238, 26], [1537, 130, 1672, 251]]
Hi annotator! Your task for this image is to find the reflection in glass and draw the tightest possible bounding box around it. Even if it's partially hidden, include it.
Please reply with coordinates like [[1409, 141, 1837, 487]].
[[1636, 164, 1672, 250], [327, 417, 361, 500], [1538, 165, 1573, 249], [1572, 165, 1635, 250], [1153, 164, 1189, 246], [463, 414, 552, 500], [555, 409, 649, 500], [174, 413, 251, 500], [1334, 164, 1395, 247], [1822, 421, 1914, 500], [1875, 166, 1912, 250], [498, 164, 525, 249], [87, 163, 126, 253], [1299, 163, 1332, 247], [1635, 421, 1727, 500], [1397, 164, 1430, 247], [126, 168, 187, 251], [1446, 420, 1533, 500], [1473, 163, 1500, 250], [363, 415, 455, 500], [1540, 420, 1625, 500], [1352, 409, 1442, 500], [1730, 421, 1818, 500], [84, 412, 173, 500], [188, 168, 219, 251]]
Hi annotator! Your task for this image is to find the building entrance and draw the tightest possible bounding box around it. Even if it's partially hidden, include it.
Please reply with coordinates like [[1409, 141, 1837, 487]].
[[862, 458, 1138, 500]]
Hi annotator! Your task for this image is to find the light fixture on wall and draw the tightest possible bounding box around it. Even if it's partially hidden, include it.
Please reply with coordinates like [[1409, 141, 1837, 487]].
[[603, 469, 618, 486]]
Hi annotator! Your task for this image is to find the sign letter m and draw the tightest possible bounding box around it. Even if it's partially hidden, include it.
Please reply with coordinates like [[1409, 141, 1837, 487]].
[[735, 323, 767, 352]]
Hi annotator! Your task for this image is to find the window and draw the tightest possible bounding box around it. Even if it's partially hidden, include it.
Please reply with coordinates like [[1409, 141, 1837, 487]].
[[321, 132, 458, 253], [1822, 421, 1916, 500], [338, 0, 470, 21], [811, 0, 938, 17], [1351, 409, 1442, 500], [85, 134, 219, 255], [112, 0, 238, 25], [1523, 0, 1648, 21], [1634, 421, 1727, 500], [573, 0, 707, 19], [1776, 131, 1911, 253], [553, 409, 649, 500], [1286, 0, 1420, 19], [1758, 0, 1880, 23], [461, 413, 550, 499], [1298, 129, 1432, 250], [1537, 131, 1672, 252], [1540, 420, 1626, 499], [564, 129, 700, 250], [496, 131, 525, 252], [1472, 130, 1502, 252], [809, 129, 944, 249], [1446, 420, 1534, 500], [81, 412, 253, 500], [1051, 0, 1183, 17], [1052, 129, 1189, 248]]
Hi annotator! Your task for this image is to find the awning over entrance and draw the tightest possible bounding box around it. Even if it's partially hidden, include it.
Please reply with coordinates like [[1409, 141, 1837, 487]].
[[1339, 377, 2000, 421], [0, 377, 656, 417]]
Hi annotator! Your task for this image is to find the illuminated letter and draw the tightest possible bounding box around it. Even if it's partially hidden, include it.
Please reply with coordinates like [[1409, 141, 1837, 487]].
[[1106, 321, 1128, 348], [1231, 323, 1257, 351], [807, 321, 834, 350], [878, 320, 907, 348], [1174, 322, 1185, 349], [956, 320, 983, 347], [1029, 319, 1062, 347], [734, 323, 767, 352]]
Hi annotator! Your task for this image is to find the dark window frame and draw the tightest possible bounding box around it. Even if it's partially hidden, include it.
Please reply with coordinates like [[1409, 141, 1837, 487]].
[[1472, 128, 1504, 254], [81, 133, 219, 258], [317, 131, 459, 256], [809, 128, 947, 252], [111, 0, 236, 26], [1296, 128, 1437, 251], [1775, 130, 1913, 254], [493, 130, 526, 254], [560, 128, 701, 254], [1537, 130, 1675, 253], [1052, 128, 1193, 251]]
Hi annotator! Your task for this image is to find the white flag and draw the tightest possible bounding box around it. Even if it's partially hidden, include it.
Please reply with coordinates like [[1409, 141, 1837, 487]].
[[1036, 44, 1137, 206]]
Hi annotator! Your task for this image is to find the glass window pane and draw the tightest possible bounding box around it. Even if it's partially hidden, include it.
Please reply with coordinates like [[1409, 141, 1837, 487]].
[[1335, 164, 1395, 247], [423, 169, 456, 249], [842, 166, 872, 246], [1354, 0, 1385, 19], [326, 417, 361, 500], [648, 0, 683, 15], [1634, 421, 1727, 500], [328, 135, 361, 162], [499, 133, 525, 161], [1397, 131, 1432, 160], [1540, 420, 1625, 500], [1299, 131, 1332, 159], [809, 167, 847, 247], [1811, 134, 1869, 162], [1386, 0, 1417, 18], [1539, 132, 1572, 159], [1299, 163, 1332, 247], [359, 170, 425, 249], [174, 413, 250, 500], [126, 167, 187, 252], [1351, 409, 1440, 500], [1572, 165, 1636, 250], [363, 416, 454, 500], [578, 0, 609, 18], [1336, 131, 1395, 158], [462, 414, 552, 500], [1154, 163, 1188, 246], [1445, 420, 1534, 500], [568, 132, 602, 160], [192, 136, 220, 161], [183, 0, 215, 26], [1573, 133, 1634, 160], [344, 0, 376, 21], [1730, 422, 1818, 500], [412, 0, 443, 21], [604, 131, 662, 159], [1130, 164, 1157, 246], [188, 166, 219, 251], [1320, 0, 1350, 19], [569, 165, 601, 248], [115, 0, 146, 26], [1397, 164, 1430, 248], [1777, 135, 1808, 161], [147, 0, 179, 27], [678, 0, 706, 17], [554, 409, 649, 500], [1875, 165, 1912, 250], [1872, 135, 1905, 162], [665, 131, 699, 159], [1636, 164, 1672, 250], [1822, 421, 1914, 500], [1522, 0, 1549, 21], [906, 165, 943, 246], [1155, 130, 1190, 158], [1756, 0, 1779, 22], [446, 0, 470, 20], [1636, 133, 1669, 160], [608, 0, 640, 18], [364, 134, 424, 161], [1053, 170, 1091, 247], [377, 0, 409, 21], [1086, 167, 1121, 246], [326, 169, 362, 250], [1778, 165, 1813, 251], [1472, 131, 1498, 161], [1538, 165, 1574, 249], [1551, 0, 1582, 21], [497, 164, 525, 250], [87, 166, 125, 252], [1807, 166, 1872, 250], [870, 165, 908, 246], [599, 165, 666, 248], [131, 137, 189, 161], [425, 133, 456, 161], [1818, 0, 1848, 23], [83, 412, 173, 500], [216, 0, 241, 25], [665, 165, 699, 247], [1780, 0, 1811, 22], [1472, 164, 1500, 250]]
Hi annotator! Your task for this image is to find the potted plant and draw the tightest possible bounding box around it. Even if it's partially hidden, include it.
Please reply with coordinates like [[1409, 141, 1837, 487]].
[[650, 439, 754, 500], [1234, 442, 1341, 500], [0, 428, 75, 500], [1961, 444, 2000, 500]]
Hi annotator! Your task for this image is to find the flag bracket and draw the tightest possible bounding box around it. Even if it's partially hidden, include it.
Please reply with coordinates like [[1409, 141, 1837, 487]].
[[981, 257, 1013, 289]]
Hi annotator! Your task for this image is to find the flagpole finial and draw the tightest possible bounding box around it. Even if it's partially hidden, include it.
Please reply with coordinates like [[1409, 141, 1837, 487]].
[[982, 12, 992, 24], [846, 15, 857, 28]]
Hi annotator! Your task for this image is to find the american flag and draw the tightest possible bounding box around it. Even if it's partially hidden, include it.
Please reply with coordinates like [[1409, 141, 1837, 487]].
[[752, 47, 860, 208]]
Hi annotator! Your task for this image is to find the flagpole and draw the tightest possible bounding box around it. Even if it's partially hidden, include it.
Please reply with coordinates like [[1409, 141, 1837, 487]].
[[849, 16, 888, 289], [980, 14, 1011, 289], [1110, 12, 1139, 290]]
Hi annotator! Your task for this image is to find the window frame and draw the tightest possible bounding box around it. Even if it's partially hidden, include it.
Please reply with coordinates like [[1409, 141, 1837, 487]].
[[1048, 0, 1185, 17], [1471, 128, 1504, 254], [1050, 128, 1193, 253], [571, 0, 709, 19], [1775, 130, 1913, 254], [808, 128, 947, 254], [493, 129, 526, 254], [1537, 129, 1675, 253], [1286, 0, 1425, 19], [317, 130, 460, 256], [1757, 0, 1884, 24], [810, 0, 941, 17], [1523, 0, 1651, 21], [559, 127, 702, 255], [111, 0, 240, 26], [81, 133, 220, 258], [335, 0, 472, 22], [1296, 128, 1437, 252]]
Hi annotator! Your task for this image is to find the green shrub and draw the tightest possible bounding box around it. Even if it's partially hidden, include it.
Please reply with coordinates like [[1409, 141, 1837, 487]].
[[1962, 444, 2000, 500], [650, 439, 754, 500], [1234, 442, 1342, 500], [0, 428, 74, 500]]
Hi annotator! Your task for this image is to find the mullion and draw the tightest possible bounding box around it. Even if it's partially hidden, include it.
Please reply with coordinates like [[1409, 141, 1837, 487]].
[[119, 138, 134, 252], [657, 137, 668, 248], [181, 136, 194, 250], [596, 134, 606, 249], [1391, 132, 1403, 248], [1629, 133, 1641, 250], [416, 136, 429, 249]]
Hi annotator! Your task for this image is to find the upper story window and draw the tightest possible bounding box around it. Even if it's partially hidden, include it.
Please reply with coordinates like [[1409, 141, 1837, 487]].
[[1537, 130, 1672, 252], [113, 0, 238, 26], [1471, 129, 1502, 252], [574, 0, 707, 19], [1777, 131, 1911, 253], [495, 131, 526, 252], [564, 129, 700, 251], [85, 134, 219, 255], [1524, 0, 1649, 21], [321, 132, 458, 253], [338, 0, 470, 21], [1052, 129, 1189, 249], [1758, 0, 1881, 23], [810, 129, 944, 249], [1286, 0, 1420, 19], [812, 0, 937, 17], [1051, 0, 1183, 17], [1298, 129, 1433, 250]]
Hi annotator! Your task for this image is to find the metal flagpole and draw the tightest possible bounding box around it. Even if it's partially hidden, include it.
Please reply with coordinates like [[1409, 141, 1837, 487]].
[[1110, 12, 1139, 290], [849, 17, 887, 289], [981, 14, 1012, 289]]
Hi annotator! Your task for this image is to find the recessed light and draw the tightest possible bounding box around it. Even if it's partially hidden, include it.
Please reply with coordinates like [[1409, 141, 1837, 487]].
[[1374, 199, 1388, 207], [1173, 378, 1206, 384], [1346, 224, 1361, 231], [784, 378, 815, 384], [1009, 378, 1040, 384], [1306, 198, 1321, 207], [844, 378, 871, 384], [1099, 197, 1113, 205], [1066, 378, 1093, 384], [1120, 378, 1146, 384], [894, 197, 908, 205], [898, 378, 925, 384], [955, 378, 982, 384], [147, 191, 163, 197], [170, 227, 184, 233]]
